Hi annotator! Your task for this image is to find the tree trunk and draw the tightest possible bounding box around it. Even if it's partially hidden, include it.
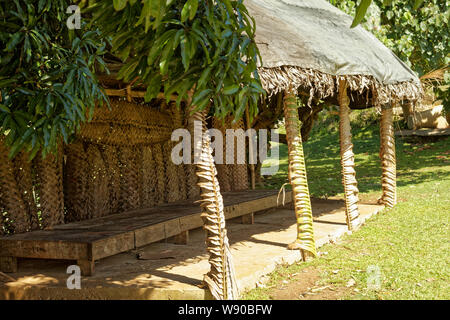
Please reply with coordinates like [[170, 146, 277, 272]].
[[380, 107, 397, 208], [283, 91, 317, 259], [338, 80, 361, 230], [192, 110, 239, 300]]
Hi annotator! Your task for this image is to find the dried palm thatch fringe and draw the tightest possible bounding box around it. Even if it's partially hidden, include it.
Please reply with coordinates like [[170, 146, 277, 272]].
[[153, 143, 166, 205], [379, 107, 397, 208], [170, 104, 188, 200], [163, 140, 182, 202], [78, 99, 173, 147], [259, 66, 423, 109], [140, 146, 157, 208], [338, 80, 361, 230], [86, 144, 110, 218], [213, 117, 232, 192], [102, 144, 121, 214], [231, 118, 249, 191], [193, 110, 239, 300], [185, 101, 201, 200], [64, 141, 89, 222], [283, 91, 317, 258], [0, 138, 29, 233], [13, 152, 39, 230], [118, 146, 141, 211], [36, 148, 65, 229]]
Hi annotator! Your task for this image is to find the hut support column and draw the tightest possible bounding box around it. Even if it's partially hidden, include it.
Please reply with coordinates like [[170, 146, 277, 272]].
[[283, 90, 317, 259], [338, 80, 361, 230], [379, 106, 397, 208], [191, 109, 238, 300]]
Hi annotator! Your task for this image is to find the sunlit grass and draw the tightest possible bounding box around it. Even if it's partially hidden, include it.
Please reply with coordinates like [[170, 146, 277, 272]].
[[246, 122, 450, 300]]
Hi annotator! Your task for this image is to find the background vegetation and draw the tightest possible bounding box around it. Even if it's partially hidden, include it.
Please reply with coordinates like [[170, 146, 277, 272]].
[[0, 0, 264, 158], [330, 0, 449, 114], [0, 0, 107, 158]]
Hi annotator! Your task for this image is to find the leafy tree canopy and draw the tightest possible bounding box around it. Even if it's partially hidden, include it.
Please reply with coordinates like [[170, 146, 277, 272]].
[[1, 0, 263, 158], [1, 0, 447, 159], [88, 0, 263, 120], [0, 0, 107, 159]]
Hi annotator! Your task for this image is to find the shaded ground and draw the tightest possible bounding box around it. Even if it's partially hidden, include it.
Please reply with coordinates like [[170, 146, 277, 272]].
[[0, 199, 382, 299]]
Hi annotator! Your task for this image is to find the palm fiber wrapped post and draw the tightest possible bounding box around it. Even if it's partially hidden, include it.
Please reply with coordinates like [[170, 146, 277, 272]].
[[379, 106, 397, 208], [283, 90, 317, 259], [338, 79, 361, 230], [191, 109, 239, 300]]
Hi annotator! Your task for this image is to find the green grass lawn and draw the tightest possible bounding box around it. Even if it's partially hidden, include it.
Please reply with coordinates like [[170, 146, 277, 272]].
[[246, 120, 450, 300]]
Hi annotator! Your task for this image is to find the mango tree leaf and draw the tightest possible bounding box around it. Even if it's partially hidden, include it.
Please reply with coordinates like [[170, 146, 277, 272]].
[[351, 0, 372, 28]]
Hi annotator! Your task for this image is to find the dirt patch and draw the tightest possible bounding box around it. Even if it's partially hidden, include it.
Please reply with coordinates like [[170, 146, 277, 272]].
[[268, 267, 351, 300]]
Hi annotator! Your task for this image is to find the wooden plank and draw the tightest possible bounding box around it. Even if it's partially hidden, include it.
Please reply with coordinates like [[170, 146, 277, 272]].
[[395, 129, 450, 137], [164, 219, 182, 239], [0, 239, 90, 260], [134, 223, 166, 248], [91, 232, 135, 261], [179, 214, 203, 231], [168, 231, 189, 245]]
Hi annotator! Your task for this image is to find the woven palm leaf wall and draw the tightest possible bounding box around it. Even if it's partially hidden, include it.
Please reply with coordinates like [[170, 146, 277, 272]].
[[0, 98, 252, 234]]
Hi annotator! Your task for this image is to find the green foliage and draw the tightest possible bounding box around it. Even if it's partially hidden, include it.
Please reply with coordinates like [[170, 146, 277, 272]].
[[88, 0, 264, 122], [351, 0, 373, 28], [330, 0, 448, 76], [342, 0, 425, 28], [438, 69, 450, 116], [0, 0, 107, 158], [330, 0, 449, 109]]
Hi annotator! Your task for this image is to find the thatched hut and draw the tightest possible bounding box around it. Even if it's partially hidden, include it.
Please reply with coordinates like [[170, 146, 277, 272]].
[[245, 0, 422, 253], [0, 0, 422, 300]]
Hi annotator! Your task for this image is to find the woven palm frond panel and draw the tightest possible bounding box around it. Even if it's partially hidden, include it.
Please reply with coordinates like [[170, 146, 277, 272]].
[[78, 98, 173, 147], [1, 98, 251, 233], [64, 99, 193, 222], [0, 137, 64, 234]]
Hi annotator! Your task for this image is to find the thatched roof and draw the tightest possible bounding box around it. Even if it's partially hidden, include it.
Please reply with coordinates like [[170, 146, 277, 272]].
[[248, 0, 423, 108]]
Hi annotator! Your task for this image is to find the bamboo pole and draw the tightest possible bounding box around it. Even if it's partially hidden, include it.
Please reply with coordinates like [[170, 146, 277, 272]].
[[338, 80, 361, 230], [379, 106, 397, 208], [191, 107, 238, 300], [283, 90, 316, 260]]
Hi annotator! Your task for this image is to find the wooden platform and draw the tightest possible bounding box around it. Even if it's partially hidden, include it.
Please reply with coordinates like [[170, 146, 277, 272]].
[[0, 190, 291, 276], [395, 128, 450, 137]]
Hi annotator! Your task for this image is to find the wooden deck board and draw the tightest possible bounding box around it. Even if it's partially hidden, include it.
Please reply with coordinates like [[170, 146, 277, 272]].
[[0, 190, 291, 274]]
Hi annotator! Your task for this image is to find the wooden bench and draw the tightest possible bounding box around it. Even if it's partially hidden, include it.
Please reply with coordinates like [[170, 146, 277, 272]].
[[0, 190, 292, 276]]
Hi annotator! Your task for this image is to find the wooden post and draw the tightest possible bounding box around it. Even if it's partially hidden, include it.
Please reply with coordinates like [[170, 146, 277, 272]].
[[77, 259, 95, 276], [169, 231, 190, 245], [283, 90, 316, 260], [192, 108, 238, 300], [241, 212, 255, 225], [380, 106, 397, 208], [0, 256, 18, 273], [338, 80, 361, 230]]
